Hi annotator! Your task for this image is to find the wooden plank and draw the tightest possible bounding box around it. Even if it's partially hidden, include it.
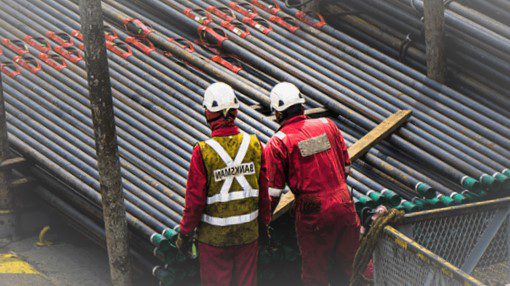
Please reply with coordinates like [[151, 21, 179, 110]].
[[0, 157, 28, 171], [271, 110, 413, 221], [348, 110, 412, 162]]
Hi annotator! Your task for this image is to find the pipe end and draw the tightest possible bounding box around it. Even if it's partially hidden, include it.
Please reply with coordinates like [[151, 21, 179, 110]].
[[162, 228, 178, 240], [412, 198, 429, 210], [399, 200, 420, 212], [461, 177, 481, 193], [493, 173, 509, 191], [451, 193, 466, 204], [150, 233, 162, 245], [438, 195, 455, 206], [381, 189, 401, 207], [426, 197, 445, 208], [367, 191, 383, 203], [416, 182, 435, 199], [480, 174, 496, 190]]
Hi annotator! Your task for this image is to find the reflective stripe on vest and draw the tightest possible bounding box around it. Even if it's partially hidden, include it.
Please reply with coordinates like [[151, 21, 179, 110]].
[[204, 133, 259, 204], [202, 210, 259, 226], [202, 133, 259, 226]]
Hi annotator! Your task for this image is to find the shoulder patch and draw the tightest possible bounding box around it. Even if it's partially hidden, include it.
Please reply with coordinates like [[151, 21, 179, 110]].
[[274, 131, 286, 140], [320, 118, 329, 124]]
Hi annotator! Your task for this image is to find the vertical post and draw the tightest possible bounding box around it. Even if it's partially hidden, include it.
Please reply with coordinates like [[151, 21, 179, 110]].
[[0, 68, 15, 243], [304, 0, 320, 13], [423, 0, 447, 83], [78, 1, 131, 285]]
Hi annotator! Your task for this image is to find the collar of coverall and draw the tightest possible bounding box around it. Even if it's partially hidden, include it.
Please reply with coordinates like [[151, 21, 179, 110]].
[[278, 114, 309, 131], [211, 125, 240, 137], [207, 109, 238, 135]]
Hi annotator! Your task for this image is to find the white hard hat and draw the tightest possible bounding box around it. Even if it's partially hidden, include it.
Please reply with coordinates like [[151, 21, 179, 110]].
[[270, 82, 306, 112], [203, 82, 240, 113]]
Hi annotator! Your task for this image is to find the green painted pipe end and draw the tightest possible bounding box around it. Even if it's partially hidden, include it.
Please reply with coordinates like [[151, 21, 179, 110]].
[[438, 195, 455, 206], [426, 197, 445, 208], [493, 172, 508, 183], [381, 189, 401, 207], [153, 247, 165, 260], [358, 195, 376, 208], [416, 182, 435, 199], [502, 169, 510, 177], [394, 205, 404, 212], [150, 233, 164, 246], [461, 190, 479, 201], [480, 174, 496, 190], [400, 200, 420, 212], [451, 193, 466, 204], [493, 173, 509, 191], [162, 228, 178, 240], [367, 191, 383, 203], [412, 198, 429, 210], [478, 190, 488, 197], [354, 198, 363, 214], [153, 267, 182, 285], [152, 266, 162, 278], [461, 177, 480, 193]]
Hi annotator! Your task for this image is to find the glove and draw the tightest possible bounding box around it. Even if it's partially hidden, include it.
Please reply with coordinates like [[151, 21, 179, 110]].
[[372, 205, 388, 220], [259, 224, 271, 249], [345, 165, 352, 178], [175, 233, 193, 257]]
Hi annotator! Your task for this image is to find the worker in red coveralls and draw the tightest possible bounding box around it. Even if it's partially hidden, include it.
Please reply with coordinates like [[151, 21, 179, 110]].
[[265, 82, 361, 286], [176, 82, 271, 286]]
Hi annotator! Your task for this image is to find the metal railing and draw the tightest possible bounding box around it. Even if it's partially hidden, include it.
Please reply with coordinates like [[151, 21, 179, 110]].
[[374, 197, 510, 285]]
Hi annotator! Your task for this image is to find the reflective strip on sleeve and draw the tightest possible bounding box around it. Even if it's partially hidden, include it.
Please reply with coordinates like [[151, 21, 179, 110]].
[[274, 131, 286, 140], [268, 187, 284, 197], [320, 118, 328, 124], [201, 210, 259, 226], [207, 189, 259, 204]]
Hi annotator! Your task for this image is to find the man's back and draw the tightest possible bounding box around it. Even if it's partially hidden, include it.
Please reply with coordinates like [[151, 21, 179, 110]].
[[266, 115, 351, 200]]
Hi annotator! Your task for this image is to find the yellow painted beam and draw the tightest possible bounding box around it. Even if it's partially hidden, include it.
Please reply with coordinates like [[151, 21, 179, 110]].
[[0, 253, 40, 275], [272, 110, 413, 221]]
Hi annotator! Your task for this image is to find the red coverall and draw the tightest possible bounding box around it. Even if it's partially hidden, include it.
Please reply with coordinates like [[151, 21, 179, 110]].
[[265, 115, 360, 286], [180, 124, 272, 286]]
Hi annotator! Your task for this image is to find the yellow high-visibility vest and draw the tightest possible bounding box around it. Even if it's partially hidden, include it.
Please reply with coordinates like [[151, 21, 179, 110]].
[[197, 132, 262, 247]]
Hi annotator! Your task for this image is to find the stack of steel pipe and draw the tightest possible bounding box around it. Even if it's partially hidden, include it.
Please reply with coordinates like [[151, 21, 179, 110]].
[[113, 0, 510, 194], [0, 0, 508, 284], [321, 0, 510, 114]]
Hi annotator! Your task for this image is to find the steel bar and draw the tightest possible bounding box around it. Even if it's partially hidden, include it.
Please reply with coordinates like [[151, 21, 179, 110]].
[[0, 0, 509, 281]]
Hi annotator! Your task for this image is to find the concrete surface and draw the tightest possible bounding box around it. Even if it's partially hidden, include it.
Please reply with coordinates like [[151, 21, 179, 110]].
[[0, 227, 111, 286], [0, 184, 157, 286]]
